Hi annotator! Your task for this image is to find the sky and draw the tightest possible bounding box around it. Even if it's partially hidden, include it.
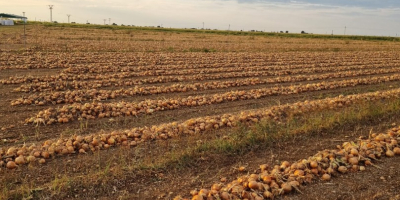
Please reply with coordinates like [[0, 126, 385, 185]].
[[1, 0, 400, 36]]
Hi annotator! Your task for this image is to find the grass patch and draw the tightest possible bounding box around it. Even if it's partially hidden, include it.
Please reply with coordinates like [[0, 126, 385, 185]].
[[154, 97, 400, 169]]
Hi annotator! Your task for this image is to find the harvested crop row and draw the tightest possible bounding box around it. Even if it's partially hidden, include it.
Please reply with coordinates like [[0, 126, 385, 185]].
[[25, 74, 400, 125], [12, 67, 400, 106], [12, 64, 399, 93], [3, 49, 393, 68], [173, 127, 400, 200], [3, 87, 400, 169], [61, 59, 393, 74], [3, 61, 395, 85]]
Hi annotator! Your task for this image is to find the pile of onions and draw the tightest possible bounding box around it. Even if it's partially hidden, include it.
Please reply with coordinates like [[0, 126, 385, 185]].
[[4, 59, 393, 86], [11, 67, 400, 106], [173, 127, 400, 200], [25, 75, 400, 125], [1, 88, 400, 169], [11, 64, 397, 93]]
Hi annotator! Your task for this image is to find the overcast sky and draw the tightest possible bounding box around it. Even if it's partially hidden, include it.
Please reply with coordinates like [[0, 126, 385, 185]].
[[2, 0, 400, 36]]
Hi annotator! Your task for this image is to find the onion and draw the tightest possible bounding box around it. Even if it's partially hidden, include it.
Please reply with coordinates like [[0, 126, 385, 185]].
[[310, 168, 319, 175], [386, 150, 395, 157], [248, 181, 260, 190], [6, 147, 17, 156], [309, 161, 318, 168], [280, 161, 290, 169], [263, 191, 273, 198], [259, 164, 269, 171], [220, 192, 230, 200], [211, 184, 221, 191], [365, 160, 372, 166], [348, 157, 359, 165], [293, 169, 304, 176], [17, 149, 25, 156], [393, 147, 400, 155], [39, 158, 46, 164], [15, 156, 26, 165], [262, 175, 272, 184], [41, 151, 50, 159], [189, 190, 198, 196], [33, 151, 41, 157], [26, 155, 36, 163], [350, 148, 359, 156], [338, 166, 347, 173], [326, 167, 335, 174], [321, 173, 331, 181], [198, 189, 209, 196], [107, 137, 115, 145], [281, 183, 292, 194], [191, 194, 204, 200], [6, 161, 17, 169]]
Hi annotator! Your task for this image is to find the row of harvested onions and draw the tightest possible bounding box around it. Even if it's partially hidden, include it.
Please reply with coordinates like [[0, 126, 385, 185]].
[[11, 67, 400, 106], [3, 61, 390, 86], [61, 61, 337, 74], [3, 87, 400, 169], [174, 127, 400, 200], [25, 74, 400, 125], [2, 50, 393, 71]]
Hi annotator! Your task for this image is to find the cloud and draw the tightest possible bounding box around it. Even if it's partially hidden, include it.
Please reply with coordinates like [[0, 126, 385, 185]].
[[1, 0, 399, 36], [235, 0, 400, 8]]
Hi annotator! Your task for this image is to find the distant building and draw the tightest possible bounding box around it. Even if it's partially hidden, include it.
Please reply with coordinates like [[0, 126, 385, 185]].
[[0, 13, 27, 26]]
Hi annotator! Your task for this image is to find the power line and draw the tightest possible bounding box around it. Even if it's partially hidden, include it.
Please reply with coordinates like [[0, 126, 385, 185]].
[[48, 5, 54, 22]]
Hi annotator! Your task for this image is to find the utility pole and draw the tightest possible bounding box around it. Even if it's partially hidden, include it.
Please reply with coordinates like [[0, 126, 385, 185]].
[[48, 5, 54, 22], [67, 14, 71, 23], [109, 18, 111, 25], [23, 12, 26, 46], [104, 19, 106, 25]]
